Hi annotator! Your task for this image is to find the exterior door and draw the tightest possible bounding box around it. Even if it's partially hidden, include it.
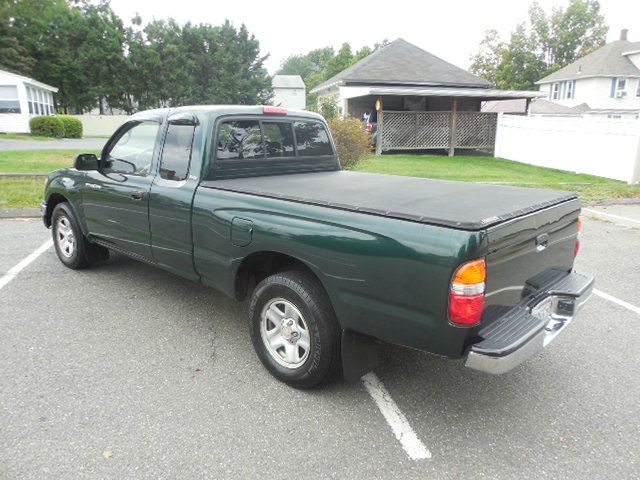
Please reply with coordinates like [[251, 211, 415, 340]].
[[82, 119, 161, 260], [149, 113, 200, 280]]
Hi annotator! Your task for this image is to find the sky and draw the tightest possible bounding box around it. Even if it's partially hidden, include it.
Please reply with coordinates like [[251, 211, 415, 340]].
[[108, 0, 640, 73]]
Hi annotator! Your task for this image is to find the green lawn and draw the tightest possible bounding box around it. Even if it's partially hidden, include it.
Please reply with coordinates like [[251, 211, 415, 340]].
[[0, 149, 98, 173], [0, 177, 46, 208], [354, 154, 640, 200], [1, 150, 638, 208]]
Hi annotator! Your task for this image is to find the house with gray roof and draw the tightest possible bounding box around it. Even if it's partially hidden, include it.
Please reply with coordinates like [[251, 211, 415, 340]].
[[311, 38, 543, 154], [536, 29, 640, 119]]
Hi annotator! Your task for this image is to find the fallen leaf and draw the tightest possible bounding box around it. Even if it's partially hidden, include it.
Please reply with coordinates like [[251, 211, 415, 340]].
[[102, 450, 113, 458], [195, 368, 202, 372]]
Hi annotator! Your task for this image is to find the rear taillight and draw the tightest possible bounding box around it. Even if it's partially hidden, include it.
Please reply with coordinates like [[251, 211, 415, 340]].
[[365, 123, 373, 132], [448, 258, 486, 326], [575, 216, 581, 257]]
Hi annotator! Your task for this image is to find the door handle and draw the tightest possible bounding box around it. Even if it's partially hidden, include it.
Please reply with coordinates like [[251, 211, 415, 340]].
[[130, 191, 145, 200]]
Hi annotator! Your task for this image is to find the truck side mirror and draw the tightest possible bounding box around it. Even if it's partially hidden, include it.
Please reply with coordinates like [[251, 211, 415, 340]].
[[74, 153, 99, 171]]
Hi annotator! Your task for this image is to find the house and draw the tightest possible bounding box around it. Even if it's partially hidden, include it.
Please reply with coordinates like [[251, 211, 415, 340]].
[[0, 68, 58, 133], [536, 29, 640, 120], [482, 98, 585, 116], [311, 38, 543, 154], [272, 75, 306, 110]]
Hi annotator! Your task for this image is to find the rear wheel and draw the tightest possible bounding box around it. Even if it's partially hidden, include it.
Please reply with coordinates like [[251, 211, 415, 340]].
[[249, 270, 341, 389], [51, 203, 108, 269]]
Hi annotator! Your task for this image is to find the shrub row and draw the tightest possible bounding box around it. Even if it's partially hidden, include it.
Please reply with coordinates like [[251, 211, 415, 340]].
[[29, 115, 83, 138]]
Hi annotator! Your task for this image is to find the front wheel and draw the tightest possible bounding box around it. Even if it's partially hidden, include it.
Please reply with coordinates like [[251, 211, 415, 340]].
[[51, 203, 108, 269], [249, 270, 341, 389]]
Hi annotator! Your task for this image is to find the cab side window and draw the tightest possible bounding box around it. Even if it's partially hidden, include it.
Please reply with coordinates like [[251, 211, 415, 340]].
[[216, 120, 264, 160], [104, 121, 160, 175], [159, 124, 195, 181]]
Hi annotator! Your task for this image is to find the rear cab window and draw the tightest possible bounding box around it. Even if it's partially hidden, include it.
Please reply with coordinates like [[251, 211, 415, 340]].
[[209, 115, 338, 179]]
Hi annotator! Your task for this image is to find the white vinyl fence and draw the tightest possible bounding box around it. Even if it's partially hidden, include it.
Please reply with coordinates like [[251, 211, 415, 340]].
[[71, 114, 128, 136], [495, 114, 640, 184]]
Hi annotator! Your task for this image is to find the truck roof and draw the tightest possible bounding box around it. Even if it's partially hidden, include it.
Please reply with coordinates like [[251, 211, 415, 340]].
[[129, 105, 324, 122], [202, 171, 579, 231]]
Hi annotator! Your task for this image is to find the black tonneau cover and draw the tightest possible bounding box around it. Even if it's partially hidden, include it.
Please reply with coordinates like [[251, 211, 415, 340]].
[[201, 171, 578, 230]]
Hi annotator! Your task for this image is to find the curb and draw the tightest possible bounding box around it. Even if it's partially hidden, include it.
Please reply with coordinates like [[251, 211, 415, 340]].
[[0, 208, 41, 219], [582, 198, 640, 207], [0, 173, 48, 178]]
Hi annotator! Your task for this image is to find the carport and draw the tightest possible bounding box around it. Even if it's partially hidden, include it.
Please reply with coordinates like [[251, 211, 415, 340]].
[[311, 39, 543, 155]]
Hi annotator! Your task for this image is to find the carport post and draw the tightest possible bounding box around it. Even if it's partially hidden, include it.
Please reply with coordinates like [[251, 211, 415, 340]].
[[375, 97, 383, 155], [448, 98, 458, 157]]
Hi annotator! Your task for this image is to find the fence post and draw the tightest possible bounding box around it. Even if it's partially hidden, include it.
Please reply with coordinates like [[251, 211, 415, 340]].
[[493, 112, 503, 157], [448, 98, 458, 157], [631, 126, 640, 184]]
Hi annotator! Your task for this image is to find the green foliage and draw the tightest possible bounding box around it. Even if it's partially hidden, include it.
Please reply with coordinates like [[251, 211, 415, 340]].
[[3, 1, 272, 113], [318, 96, 339, 120], [470, 0, 608, 90], [327, 117, 371, 168], [29, 116, 65, 138], [277, 40, 389, 108], [58, 116, 83, 138]]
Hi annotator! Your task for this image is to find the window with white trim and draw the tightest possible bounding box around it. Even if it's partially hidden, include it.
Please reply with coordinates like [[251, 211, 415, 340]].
[[552, 83, 560, 100], [616, 78, 627, 97], [566, 80, 574, 99], [636, 80, 640, 97], [0, 85, 21, 114]]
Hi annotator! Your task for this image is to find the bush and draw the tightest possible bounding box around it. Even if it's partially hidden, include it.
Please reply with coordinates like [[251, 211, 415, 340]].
[[58, 115, 83, 138], [327, 117, 371, 169], [29, 116, 64, 138]]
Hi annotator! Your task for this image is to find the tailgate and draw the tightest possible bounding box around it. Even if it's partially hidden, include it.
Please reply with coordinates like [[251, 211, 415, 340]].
[[482, 198, 581, 323]]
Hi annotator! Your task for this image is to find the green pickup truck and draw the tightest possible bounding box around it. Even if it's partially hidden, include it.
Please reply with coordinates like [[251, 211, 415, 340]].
[[42, 105, 594, 388]]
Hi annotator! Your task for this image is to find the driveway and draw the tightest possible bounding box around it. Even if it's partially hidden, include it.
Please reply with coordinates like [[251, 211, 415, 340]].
[[0, 137, 107, 151], [0, 210, 639, 479]]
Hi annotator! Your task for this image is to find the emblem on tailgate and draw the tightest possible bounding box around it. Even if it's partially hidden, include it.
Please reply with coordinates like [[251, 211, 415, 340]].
[[536, 233, 549, 251]]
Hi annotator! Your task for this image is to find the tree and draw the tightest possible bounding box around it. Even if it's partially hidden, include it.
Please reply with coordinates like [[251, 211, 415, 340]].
[[0, 2, 35, 74], [470, 0, 608, 90]]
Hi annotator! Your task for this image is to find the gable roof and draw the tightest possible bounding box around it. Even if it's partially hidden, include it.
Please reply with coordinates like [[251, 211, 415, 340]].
[[273, 75, 305, 89], [0, 68, 58, 92], [312, 38, 490, 93], [537, 40, 640, 84]]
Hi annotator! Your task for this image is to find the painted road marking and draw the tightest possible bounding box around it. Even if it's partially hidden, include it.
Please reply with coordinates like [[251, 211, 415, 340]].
[[582, 208, 640, 226], [594, 289, 640, 315], [0, 239, 53, 291], [361, 372, 431, 460]]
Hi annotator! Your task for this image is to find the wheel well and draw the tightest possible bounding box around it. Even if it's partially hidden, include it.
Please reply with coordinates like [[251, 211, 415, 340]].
[[44, 193, 68, 227], [235, 251, 321, 301]]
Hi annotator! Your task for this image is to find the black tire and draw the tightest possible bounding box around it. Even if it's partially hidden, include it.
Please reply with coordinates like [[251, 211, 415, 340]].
[[51, 203, 109, 269], [249, 270, 341, 389]]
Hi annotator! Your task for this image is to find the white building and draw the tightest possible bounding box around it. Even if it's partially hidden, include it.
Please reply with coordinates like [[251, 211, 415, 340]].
[[0, 68, 58, 133], [272, 75, 305, 110], [536, 29, 640, 119]]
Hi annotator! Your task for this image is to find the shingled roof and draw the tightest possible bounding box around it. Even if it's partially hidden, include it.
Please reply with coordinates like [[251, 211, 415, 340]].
[[537, 40, 640, 84], [311, 38, 490, 93]]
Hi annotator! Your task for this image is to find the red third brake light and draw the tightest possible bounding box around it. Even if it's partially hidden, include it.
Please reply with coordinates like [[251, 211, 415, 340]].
[[263, 106, 288, 115], [449, 259, 486, 326], [365, 123, 373, 132]]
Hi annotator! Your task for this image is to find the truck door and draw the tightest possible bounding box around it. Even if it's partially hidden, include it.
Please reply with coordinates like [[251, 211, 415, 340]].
[[82, 119, 162, 260], [148, 112, 200, 281]]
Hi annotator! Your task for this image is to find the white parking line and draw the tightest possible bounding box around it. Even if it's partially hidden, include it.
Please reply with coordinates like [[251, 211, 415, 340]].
[[0, 239, 53, 291], [361, 372, 431, 460], [582, 208, 640, 226], [594, 289, 640, 315]]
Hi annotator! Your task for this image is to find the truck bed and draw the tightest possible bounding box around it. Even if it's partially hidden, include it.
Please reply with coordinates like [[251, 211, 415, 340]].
[[201, 171, 578, 230]]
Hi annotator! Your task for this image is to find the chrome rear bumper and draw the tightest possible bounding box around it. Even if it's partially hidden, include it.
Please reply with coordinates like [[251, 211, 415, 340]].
[[465, 271, 594, 375]]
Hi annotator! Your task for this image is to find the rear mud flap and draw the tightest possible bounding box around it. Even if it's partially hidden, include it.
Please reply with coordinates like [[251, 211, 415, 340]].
[[341, 330, 380, 383]]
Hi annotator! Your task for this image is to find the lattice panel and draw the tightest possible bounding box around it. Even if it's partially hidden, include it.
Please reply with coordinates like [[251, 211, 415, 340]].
[[381, 112, 417, 149], [416, 112, 450, 148], [455, 113, 497, 149]]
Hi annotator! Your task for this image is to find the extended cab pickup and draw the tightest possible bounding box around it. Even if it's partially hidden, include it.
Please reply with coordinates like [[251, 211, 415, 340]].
[[42, 105, 594, 388]]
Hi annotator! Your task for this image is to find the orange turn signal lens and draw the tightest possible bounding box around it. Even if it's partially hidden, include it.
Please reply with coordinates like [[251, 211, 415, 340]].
[[452, 259, 486, 285]]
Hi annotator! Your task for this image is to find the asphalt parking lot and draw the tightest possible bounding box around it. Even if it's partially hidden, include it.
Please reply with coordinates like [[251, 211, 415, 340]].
[[1, 208, 639, 479]]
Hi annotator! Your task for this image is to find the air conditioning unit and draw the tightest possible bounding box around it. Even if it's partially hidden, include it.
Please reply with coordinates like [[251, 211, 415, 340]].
[[615, 91, 627, 98]]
